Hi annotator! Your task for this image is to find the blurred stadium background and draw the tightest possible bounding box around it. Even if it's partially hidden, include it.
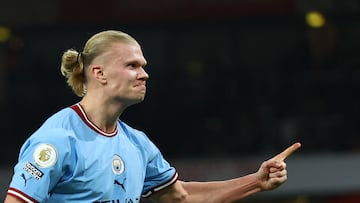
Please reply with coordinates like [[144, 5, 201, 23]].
[[1, 0, 360, 202]]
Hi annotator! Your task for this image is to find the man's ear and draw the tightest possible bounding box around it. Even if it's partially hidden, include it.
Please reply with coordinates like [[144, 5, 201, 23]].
[[91, 65, 107, 84]]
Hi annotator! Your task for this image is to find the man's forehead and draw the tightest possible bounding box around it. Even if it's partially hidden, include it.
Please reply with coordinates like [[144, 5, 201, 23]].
[[111, 43, 147, 64]]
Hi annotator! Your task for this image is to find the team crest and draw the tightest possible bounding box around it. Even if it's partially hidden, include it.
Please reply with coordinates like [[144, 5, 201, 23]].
[[33, 143, 58, 168], [112, 154, 125, 175]]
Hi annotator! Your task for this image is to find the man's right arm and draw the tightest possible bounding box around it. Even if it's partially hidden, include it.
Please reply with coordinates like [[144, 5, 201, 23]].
[[4, 195, 25, 203]]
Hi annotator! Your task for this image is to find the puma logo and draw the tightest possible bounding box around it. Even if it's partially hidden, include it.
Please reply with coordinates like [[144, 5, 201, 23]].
[[114, 178, 126, 191], [21, 173, 31, 187]]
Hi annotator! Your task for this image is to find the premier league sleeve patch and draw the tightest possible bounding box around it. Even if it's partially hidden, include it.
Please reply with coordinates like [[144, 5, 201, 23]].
[[33, 143, 58, 168]]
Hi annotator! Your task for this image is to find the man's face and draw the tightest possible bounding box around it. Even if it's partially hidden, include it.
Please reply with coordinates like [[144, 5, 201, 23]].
[[100, 42, 149, 106]]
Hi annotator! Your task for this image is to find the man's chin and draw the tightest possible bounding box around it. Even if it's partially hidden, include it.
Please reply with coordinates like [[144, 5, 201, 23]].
[[131, 96, 146, 105]]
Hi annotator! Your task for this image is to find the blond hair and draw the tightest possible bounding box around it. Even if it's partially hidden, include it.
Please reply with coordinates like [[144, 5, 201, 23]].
[[60, 30, 138, 97]]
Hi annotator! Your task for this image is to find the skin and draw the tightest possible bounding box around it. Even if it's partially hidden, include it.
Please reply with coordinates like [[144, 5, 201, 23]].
[[78, 41, 149, 133], [4, 40, 301, 203], [150, 143, 301, 203]]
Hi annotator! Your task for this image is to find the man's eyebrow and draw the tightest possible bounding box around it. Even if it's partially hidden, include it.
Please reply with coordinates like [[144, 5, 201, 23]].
[[125, 59, 147, 67]]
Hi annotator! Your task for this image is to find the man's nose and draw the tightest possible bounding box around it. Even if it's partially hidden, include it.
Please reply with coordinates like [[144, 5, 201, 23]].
[[138, 67, 149, 80]]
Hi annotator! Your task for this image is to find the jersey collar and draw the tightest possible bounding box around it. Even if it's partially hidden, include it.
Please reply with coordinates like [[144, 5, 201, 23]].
[[71, 103, 118, 137]]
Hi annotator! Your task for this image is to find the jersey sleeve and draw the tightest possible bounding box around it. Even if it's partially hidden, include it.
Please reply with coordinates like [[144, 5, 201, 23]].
[[139, 133, 178, 198], [7, 128, 76, 202]]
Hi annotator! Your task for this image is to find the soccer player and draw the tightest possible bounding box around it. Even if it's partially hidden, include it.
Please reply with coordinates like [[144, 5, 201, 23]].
[[4, 30, 301, 203]]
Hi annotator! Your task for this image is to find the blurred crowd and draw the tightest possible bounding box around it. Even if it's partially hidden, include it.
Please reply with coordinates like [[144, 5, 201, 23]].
[[0, 15, 359, 164]]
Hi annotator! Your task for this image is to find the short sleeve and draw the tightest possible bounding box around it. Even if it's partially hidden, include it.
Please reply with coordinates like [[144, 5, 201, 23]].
[[141, 137, 177, 197], [7, 128, 76, 202]]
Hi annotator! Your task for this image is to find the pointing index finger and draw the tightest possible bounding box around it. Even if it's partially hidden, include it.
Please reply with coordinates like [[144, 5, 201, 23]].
[[273, 142, 301, 162]]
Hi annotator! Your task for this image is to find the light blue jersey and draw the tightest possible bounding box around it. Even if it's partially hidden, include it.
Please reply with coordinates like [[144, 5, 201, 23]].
[[7, 103, 177, 203]]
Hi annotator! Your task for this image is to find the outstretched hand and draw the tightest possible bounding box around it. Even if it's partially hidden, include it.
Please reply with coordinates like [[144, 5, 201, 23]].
[[256, 142, 301, 191]]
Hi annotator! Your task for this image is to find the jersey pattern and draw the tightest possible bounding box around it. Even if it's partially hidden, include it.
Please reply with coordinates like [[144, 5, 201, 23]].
[[7, 103, 177, 203]]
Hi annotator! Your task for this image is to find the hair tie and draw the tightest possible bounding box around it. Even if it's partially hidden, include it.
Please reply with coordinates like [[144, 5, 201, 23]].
[[76, 52, 82, 64]]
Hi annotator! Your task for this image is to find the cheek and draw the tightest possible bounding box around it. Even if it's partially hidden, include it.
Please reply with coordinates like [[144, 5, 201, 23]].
[[107, 69, 136, 88], [110, 74, 132, 90]]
